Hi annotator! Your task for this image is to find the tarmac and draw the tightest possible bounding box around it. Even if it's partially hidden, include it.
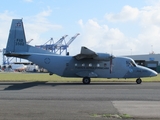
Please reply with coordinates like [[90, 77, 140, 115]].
[[0, 82, 160, 120]]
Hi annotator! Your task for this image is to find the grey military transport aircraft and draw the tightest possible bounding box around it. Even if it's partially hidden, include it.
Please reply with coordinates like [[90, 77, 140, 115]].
[[4, 19, 158, 84]]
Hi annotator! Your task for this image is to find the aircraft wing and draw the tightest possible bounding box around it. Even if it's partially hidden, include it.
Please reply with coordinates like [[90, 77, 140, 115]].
[[74, 46, 98, 60], [74, 46, 113, 61]]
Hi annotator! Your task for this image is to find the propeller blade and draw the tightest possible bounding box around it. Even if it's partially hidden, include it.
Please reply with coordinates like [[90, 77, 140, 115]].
[[110, 55, 113, 74]]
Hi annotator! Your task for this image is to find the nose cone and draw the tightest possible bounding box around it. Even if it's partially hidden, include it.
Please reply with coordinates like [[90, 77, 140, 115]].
[[137, 65, 158, 78], [150, 70, 158, 77]]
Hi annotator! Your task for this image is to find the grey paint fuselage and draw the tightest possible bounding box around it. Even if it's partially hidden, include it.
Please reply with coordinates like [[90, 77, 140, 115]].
[[26, 53, 157, 79]]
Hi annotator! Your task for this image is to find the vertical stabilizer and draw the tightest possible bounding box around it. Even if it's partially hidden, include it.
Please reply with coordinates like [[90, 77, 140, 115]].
[[6, 19, 28, 53]]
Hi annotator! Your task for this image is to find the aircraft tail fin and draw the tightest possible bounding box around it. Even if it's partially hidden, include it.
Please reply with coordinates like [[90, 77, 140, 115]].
[[5, 19, 53, 57], [6, 19, 28, 53]]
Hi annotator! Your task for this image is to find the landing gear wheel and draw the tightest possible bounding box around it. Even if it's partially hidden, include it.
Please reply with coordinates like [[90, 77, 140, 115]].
[[82, 77, 91, 84], [136, 78, 142, 84]]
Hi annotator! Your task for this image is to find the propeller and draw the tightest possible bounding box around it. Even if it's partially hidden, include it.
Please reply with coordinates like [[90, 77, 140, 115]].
[[110, 55, 114, 74], [109, 45, 114, 74]]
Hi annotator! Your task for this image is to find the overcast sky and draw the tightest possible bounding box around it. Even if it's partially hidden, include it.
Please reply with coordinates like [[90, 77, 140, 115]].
[[1, 0, 160, 64]]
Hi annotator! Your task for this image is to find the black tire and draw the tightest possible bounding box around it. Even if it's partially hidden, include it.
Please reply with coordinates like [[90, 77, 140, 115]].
[[136, 78, 142, 84], [82, 77, 91, 84]]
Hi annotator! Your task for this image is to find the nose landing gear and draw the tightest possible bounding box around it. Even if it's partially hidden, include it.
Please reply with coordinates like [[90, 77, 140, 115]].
[[82, 77, 91, 84], [136, 78, 142, 84]]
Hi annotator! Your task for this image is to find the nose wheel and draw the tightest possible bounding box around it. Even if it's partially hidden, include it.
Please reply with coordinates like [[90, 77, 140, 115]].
[[82, 77, 91, 84], [136, 78, 142, 84]]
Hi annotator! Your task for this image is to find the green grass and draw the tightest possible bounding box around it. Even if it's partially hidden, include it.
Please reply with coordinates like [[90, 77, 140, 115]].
[[0, 72, 159, 82], [0, 72, 81, 82], [90, 113, 132, 119]]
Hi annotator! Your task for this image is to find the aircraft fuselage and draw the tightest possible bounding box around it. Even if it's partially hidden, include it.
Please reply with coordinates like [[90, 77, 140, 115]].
[[26, 54, 157, 79]]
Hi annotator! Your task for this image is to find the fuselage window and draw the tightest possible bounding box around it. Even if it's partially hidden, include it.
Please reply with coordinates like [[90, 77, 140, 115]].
[[75, 63, 78, 66], [126, 60, 136, 67], [104, 63, 107, 67], [82, 63, 85, 67], [89, 63, 92, 67], [131, 61, 136, 67], [97, 64, 100, 67]]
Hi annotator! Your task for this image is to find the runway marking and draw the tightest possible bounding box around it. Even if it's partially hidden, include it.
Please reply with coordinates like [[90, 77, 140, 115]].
[[112, 101, 160, 119]]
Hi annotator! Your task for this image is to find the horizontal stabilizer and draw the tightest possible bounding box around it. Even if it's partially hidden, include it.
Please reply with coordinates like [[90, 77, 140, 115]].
[[4, 52, 30, 57]]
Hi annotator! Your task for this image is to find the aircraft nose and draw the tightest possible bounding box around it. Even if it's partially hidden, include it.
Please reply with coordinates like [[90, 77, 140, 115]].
[[150, 70, 158, 77]]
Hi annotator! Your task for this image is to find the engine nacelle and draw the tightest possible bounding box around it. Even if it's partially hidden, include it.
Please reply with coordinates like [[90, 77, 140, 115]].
[[93, 53, 113, 61]]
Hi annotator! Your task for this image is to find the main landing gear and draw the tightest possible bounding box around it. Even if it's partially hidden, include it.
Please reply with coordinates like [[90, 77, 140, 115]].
[[82, 77, 91, 84], [136, 78, 142, 84], [82, 77, 142, 84]]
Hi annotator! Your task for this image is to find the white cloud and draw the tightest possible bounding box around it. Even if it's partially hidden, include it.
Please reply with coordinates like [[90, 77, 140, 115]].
[[78, 19, 84, 28], [72, 2, 160, 56], [140, 5, 160, 27], [2, 1, 160, 65], [70, 19, 128, 55], [99, 3, 160, 55], [36, 7, 52, 18], [135, 3, 160, 54], [0, 8, 63, 47], [0, 11, 15, 48], [105, 5, 139, 22], [0, 8, 63, 64], [23, 0, 33, 2], [22, 8, 63, 45], [0, 11, 16, 64]]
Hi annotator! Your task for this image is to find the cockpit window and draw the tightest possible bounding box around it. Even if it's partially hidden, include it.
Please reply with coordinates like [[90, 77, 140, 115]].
[[131, 60, 136, 67], [126, 60, 136, 67]]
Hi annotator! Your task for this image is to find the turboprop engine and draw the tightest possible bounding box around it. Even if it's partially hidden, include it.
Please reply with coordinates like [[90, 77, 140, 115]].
[[93, 53, 114, 61]]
